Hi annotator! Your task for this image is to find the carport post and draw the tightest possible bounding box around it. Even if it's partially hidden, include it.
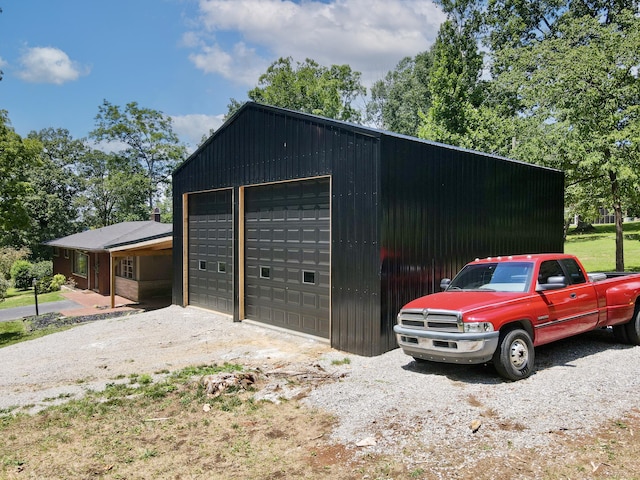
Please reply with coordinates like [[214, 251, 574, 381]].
[[110, 254, 115, 309]]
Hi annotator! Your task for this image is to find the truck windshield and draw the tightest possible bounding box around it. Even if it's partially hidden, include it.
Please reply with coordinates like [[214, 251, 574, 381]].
[[448, 262, 534, 293]]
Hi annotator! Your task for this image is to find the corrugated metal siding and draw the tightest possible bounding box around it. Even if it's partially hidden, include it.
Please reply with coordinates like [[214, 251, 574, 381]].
[[379, 136, 564, 345], [330, 129, 382, 356]]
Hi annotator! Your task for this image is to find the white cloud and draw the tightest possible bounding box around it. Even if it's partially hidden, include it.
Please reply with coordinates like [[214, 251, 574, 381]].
[[171, 113, 225, 150], [17, 46, 89, 84], [188, 42, 267, 86], [186, 0, 446, 88]]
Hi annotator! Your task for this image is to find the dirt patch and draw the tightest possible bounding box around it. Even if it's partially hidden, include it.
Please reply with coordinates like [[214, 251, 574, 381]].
[[1, 368, 640, 479], [2, 306, 640, 478]]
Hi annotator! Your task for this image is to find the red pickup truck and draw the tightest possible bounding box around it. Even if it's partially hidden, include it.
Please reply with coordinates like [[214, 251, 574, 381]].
[[394, 254, 640, 380]]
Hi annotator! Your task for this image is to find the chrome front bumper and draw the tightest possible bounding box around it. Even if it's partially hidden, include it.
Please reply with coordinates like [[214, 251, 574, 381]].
[[393, 324, 500, 364]]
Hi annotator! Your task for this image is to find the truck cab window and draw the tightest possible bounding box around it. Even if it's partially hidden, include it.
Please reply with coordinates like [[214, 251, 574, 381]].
[[538, 260, 564, 285], [560, 259, 586, 284]]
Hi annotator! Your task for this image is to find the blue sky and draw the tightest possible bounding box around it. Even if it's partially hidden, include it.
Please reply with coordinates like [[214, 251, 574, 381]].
[[0, 0, 445, 152]]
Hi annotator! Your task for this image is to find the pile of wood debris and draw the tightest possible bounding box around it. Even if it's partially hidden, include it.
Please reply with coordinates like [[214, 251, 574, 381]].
[[200, 363, 348, 403]]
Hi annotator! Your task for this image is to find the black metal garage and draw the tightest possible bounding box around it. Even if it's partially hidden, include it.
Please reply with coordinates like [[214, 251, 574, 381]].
[[172, 102, 564, 356]]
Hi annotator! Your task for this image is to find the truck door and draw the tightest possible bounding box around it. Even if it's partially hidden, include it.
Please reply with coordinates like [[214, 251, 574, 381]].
[[534, 259, 599, 344]]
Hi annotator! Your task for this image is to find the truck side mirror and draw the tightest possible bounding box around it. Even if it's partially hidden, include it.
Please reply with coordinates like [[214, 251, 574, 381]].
[[536, 275, 567, 291], [440, 278, 451, 291]]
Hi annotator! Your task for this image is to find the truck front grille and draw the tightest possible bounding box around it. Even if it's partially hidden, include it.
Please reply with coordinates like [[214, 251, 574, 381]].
[[398, 309, 461, 333]]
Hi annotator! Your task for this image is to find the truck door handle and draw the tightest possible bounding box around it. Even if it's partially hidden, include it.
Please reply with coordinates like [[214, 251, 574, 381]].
[[570, 293, 577, 299]]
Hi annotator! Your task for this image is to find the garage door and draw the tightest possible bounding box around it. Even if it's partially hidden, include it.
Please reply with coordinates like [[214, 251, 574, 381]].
[[188, 190, 233, 313], [245, 179, 330, 338]]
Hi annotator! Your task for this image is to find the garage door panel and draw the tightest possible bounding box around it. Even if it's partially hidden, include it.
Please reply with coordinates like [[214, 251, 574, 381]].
[[188, 190, 233, 314], [245, 178, 330, 338]]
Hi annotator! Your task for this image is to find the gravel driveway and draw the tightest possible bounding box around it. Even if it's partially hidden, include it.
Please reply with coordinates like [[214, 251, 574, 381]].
[[2, 305, 639, 465]]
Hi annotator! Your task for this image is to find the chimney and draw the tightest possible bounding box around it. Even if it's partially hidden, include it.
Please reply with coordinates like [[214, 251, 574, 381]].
[[151, 207, 161, 222]]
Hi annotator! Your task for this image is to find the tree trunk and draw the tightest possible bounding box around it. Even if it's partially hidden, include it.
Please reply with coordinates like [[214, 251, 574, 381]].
[[609, 170, 624, 271]]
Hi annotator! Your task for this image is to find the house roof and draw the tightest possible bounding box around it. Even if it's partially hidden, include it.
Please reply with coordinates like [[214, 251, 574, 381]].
[[46, 221, 172, 252]]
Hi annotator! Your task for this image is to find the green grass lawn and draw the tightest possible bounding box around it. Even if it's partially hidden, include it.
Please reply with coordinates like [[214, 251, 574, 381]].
[[0, 288, 65, 310], [0, 318, 74, 348], [565, 221, 640, 272]]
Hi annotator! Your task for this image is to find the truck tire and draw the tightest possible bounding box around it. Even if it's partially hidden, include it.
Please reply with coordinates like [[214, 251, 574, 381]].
[[624, 307, 640, 345], [492, 328, 535, 381], [612, 324, 630, 344]]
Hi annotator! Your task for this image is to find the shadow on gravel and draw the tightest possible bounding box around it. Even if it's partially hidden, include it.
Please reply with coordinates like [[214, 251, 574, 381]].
[[400, 327, 634, 384], [402, 360, 501, 384]]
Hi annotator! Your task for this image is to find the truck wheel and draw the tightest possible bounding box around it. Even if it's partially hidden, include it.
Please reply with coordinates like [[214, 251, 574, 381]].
[[493, 329, 535, 381], [612, 324, 630, 344], [624, 308, 640, 345]]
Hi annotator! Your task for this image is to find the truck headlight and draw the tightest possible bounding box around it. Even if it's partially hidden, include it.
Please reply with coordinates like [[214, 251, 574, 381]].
[[462, 322, 494, 333]]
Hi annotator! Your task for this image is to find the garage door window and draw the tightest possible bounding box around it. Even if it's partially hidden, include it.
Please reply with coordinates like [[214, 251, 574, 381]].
[[260, 266, 271, 279], [199, 260, 207, 271], [303, 270, 316, 285], [218, 262, 226, 273]]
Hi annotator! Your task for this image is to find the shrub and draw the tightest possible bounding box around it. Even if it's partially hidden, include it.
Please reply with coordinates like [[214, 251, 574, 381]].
[[30, 261, 54, 293], [50, 274, 66, 292], [38, 273, 66, 294], [10, 260, 33, 290], [0, 277, 9, 301], [31, 261, 53, 280], [0, 247, 30, 281]]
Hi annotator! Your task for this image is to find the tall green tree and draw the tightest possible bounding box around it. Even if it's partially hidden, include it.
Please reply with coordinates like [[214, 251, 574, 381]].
[[0, 111, 41, 242], [229, 57, 366, 123], [77, 150, 149, 228], [16, 128, 86, 257], [90, 101, 187, 214], [366, 51, 433, 136], [417, 0, 508, 152], [493, 5, 640, 270]]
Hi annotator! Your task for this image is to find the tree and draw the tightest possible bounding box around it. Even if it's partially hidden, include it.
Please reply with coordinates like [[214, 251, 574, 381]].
[[493, 6, 640, 270], [90, 101, 187, 213], [17, 128, 86, 258], [366, 51, 433, 136], [230, 57, 366, 123], [77, 150, 150, 227], [0, 111, 41, 239], [417, 0, 500, 151]]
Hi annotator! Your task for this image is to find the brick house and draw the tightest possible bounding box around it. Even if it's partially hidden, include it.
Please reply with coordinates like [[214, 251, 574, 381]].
[[47, 219, 172, 305]]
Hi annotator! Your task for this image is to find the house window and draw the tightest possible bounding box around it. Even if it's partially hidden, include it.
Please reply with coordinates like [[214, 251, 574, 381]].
[[64, 249, 70, 259], [53, 247, 60, 258], [73, 252, 88, 277], [119, 257, 135, 279]]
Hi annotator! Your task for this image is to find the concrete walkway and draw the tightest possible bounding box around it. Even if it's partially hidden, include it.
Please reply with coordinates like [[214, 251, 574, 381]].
[[0, 289, 143, 322], [0, 299, 81, 322]]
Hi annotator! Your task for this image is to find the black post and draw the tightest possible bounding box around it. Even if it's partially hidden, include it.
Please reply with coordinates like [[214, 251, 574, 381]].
[[32, 277, 39, 316]]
